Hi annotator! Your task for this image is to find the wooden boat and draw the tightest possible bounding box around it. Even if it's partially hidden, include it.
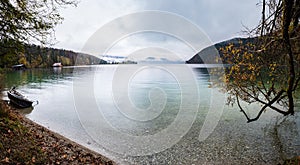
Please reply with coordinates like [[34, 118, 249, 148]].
[[7, 87, 34, 108]]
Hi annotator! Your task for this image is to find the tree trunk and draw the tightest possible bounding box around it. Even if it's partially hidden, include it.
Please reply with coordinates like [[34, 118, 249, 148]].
[[283, 0, 295, 115]]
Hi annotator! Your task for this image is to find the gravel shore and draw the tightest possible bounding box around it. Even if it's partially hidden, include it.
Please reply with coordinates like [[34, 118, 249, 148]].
[[1, 100, 299, 164], [0, 101, 115, 164]]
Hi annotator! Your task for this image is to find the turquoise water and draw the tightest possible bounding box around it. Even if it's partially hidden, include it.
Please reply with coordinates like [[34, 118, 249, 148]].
[[2, 64, 299, 164]]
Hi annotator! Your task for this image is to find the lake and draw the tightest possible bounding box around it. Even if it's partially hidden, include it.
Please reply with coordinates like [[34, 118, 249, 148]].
[[2, 64, 299, 164]]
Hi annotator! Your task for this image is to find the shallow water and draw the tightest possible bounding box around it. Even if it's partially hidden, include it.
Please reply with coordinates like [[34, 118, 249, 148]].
[[2, 64, 299, 164]]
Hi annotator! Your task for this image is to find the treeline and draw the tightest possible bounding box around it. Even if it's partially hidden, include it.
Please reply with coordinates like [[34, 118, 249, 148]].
[[0, 43, 107, 68]]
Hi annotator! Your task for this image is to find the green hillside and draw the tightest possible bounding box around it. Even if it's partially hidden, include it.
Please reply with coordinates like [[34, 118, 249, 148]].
[[0, 43, 107, 68]]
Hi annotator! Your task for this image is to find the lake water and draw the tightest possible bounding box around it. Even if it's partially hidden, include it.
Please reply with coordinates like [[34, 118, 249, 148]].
[[2, 64, 299, 164]]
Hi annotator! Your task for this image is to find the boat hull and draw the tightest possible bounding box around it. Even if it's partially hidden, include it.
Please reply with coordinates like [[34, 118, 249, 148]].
[[7, 91, 33, 108]]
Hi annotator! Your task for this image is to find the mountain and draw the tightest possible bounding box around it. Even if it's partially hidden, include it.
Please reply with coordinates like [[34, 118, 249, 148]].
[[0, 44, 108, 68], [99, 55, 137, 64], [23, 45, 108, 67], [186, 37, 256, 64]]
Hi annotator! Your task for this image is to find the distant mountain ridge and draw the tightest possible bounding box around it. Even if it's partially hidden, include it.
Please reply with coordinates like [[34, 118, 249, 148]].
[[186, 37, 256, 64]]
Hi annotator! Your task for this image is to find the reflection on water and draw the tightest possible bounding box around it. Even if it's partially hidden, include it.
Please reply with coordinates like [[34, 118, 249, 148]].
[[1, 64, 299, 164], [3, 67, 75, 90], [14, 106, 34, 115]]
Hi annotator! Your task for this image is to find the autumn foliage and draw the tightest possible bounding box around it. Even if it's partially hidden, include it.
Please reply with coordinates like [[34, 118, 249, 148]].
[[220, 0, 300, 122]]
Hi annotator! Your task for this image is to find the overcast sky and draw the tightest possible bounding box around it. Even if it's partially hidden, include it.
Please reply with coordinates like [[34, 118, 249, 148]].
[[54, 0, 261, 61]]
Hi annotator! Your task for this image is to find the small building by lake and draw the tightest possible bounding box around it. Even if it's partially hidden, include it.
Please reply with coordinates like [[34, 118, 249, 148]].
[[11, 64, 26, 70]]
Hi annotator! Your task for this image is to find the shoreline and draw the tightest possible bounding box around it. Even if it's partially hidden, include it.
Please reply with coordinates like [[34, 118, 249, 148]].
[[0, 101, 115, 164], [21, 113, 115, 164], [2, 96, 299, 164]]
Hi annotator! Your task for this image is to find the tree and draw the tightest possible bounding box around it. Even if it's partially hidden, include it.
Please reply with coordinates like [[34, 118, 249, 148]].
[[0, 0, 77, 56], [221, 0, 300, 122], [0, 0, 77, 114]]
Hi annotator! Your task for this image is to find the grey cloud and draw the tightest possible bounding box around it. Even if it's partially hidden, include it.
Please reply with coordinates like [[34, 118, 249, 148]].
[[54, 0, 261, 57], [139, 0, 261, 42]]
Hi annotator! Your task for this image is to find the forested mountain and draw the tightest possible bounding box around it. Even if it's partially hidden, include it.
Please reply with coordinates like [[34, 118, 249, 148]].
[[186, 37, 256, 64], [1, 38, 258, 68], [0, 44, 107, 68]]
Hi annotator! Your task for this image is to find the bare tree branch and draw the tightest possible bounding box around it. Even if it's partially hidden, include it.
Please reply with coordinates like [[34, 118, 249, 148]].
[[237, 90, 287, 123]]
